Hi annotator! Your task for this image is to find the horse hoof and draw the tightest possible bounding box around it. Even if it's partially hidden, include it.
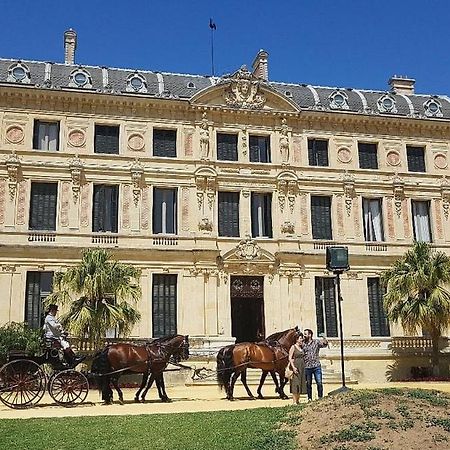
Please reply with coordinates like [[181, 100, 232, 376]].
[[118, 399, 124, 405], [140, 398, 146, 403], [258, 394, 264, 399], [134, 398, 140, 403], [161, 397, 172, 403]]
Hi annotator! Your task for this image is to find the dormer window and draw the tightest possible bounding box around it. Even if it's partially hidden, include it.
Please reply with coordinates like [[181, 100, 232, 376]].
[[187, 82, 196, 89], [126, 73, 147, 93], [69, 69, 92, 88], [329, 91, 349, 110], [7, 63, 31, 84], [424, 98, 442, 117], [377, 94, 397, 113], [285, 90, 292, 97]]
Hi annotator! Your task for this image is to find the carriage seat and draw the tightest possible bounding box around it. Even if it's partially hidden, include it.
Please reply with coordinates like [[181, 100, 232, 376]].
[[44, 337, 62, 350]]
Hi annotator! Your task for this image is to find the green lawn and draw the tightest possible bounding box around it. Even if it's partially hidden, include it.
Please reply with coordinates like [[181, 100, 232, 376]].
[[0, 407, 297, 450]]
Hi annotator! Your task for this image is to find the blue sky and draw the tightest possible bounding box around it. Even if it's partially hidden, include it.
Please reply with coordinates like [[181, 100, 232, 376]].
[[1, 0, 449, 94]]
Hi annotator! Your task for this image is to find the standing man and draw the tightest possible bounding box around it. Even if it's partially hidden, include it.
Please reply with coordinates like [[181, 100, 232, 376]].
[[44, 304, 85, 367], [302, 328, 328, 401]]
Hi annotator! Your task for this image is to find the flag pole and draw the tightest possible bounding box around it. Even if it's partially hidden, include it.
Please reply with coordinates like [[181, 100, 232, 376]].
[[209, 19, 216, 76]]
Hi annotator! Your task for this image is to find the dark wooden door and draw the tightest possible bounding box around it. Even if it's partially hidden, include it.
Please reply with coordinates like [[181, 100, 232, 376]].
[[230, 276, 265, 343]]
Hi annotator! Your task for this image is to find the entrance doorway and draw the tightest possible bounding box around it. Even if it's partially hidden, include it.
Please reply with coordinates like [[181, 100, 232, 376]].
[[230, 276, 265, 343]]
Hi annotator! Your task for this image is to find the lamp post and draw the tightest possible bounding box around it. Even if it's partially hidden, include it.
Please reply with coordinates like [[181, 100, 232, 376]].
[[326, 246, 351, 395]]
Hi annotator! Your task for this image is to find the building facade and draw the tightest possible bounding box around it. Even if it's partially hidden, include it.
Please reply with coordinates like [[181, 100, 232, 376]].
[[0, 32, 449, 381]]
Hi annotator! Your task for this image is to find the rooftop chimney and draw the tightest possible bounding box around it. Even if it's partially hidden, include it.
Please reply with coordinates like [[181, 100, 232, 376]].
[[64, 29, 77, 65], [389, 75, 415, 95], [252, 49, 269, 81]]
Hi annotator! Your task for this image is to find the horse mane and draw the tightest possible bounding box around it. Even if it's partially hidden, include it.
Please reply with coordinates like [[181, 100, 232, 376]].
[[264, 328, 295, 342]]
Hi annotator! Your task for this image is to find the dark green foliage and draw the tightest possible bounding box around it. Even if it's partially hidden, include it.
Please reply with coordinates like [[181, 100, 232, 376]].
[[428, 417, 450, 432], [319, 423, 378, 444], [0, 322, 42, 365]]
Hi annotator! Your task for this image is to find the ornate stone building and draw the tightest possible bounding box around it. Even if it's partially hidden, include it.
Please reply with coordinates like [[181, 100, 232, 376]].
[[0, 31, 449, 381]]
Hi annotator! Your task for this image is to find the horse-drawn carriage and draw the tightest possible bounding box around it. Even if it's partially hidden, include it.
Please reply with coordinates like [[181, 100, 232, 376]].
[[0, 338, 89, 409], [0, 334, 190, 409]]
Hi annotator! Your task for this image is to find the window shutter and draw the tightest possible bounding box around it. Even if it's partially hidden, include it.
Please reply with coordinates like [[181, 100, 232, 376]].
[[217, 133, 238, 161], [25, 271, 53, 329], [108, 186, 119, 233], [153, 129, 177, 157], [94, 125, 120, 154], [152, 274, 177, 338], [29, 183, 57, 231], [311, 196, 332, 240], [407, 146, 426, 172], [358, 143, 378, 169], [249, 136, 270, 163], [315, 277, 338, 337], [218, 192, 240, 237], [308, 139, 329, 166], [33, 120, 40, 149], [93, 185, 118, 232], [263, 193, 272, 237], [367, 278, 390, 336], [251, 193, 259, 237], [92, 185, 105, 232], [153, 188, 177, 234]]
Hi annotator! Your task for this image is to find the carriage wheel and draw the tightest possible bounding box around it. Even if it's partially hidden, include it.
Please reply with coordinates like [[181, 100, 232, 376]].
[[0, 359, 46, 409], [49, 370, 89, 406]]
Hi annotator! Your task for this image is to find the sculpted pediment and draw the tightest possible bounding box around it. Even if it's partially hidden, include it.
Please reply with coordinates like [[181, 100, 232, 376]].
[[220, 237, 278, 273], [191, 66, 299, 113]]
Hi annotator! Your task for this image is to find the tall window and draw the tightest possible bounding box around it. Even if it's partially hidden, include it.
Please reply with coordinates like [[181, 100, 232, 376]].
[[33, 120, 60, 151], [367, 278, 390, 337], [407, 146, 426, 172], [25, 272, 53, 329], [311, 196, 332, 240], [153, 129, 177, 157], [412, 200, 432, 242], [249, 135, 271, 163], [315, 277, 338, 337], [363, 198, 384, 241], [358, 143, 378, 169], [94, 124, 120, 154], [29, 182, 58, 231], [153, 188, 177, 234], [152, 274, 177, 338], [217, 133, 238, 161], [218, 192, 240, 237], [308, 139, 328, 166], [251, 193, 272, 238], [92, 185, 119, 233]]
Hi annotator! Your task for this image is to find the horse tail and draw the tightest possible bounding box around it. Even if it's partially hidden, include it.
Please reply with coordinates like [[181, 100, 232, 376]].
[[91, 347, 113, 402], [216, 345, 235, 391]]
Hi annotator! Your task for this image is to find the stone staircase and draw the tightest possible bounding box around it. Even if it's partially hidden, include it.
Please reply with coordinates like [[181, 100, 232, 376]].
[[186, 364, 358, 386]]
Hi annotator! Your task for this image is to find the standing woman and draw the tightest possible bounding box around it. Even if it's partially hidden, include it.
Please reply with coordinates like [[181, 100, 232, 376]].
[[288, 333, 306, 404]]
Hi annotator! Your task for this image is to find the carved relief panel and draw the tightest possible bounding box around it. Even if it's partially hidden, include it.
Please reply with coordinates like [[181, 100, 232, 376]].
[[3, 114, 28, 149], [124, 122, 147, 154], [66, 119, 89, 153], [195, 167, 217, 233]]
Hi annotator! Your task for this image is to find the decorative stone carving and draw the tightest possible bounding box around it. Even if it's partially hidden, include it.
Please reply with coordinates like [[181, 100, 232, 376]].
[[337, 147, 352, 164], [199, 112, 210, 160], [6, 151, 21, 199], [279, 118, 290, 164], [141, 186, 149, 230], [342, 171, 355, 216], [198, 217, 213, 232], [80, 185, 90, 229], [223, 66, 266, 109], [434, 153, 448, 170], [5, 125, 24, 144], [69, 156, 83, 201], [281, 220, 295, 235], [130, 158, 144, 205], [441, 177, 450, 220], [181, 187, 190, 232], [386, 150, 401, 167], [336, 193, 344, 237], [122, 185, 131, 229], [15, 180, 26, 225], [235, 237, 261, 260], [241, 128, 248, 156], [60, 181, 70, 227], [278, 267, 305, 282], [127, 133, 145, 151], [434, 199, 444, 240], [68, 129, 86, 147], [392, 175, 404, 217], [277, 172, 298, 214], [184, 128, 194, 157], [242, 189, 250, 198]]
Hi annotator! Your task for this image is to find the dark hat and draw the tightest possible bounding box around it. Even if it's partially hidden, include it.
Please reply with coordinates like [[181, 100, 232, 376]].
[[47, 304, 59, 312]]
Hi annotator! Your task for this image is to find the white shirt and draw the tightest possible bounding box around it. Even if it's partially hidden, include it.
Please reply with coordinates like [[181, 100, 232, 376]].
[[43, 313, 64, 339]]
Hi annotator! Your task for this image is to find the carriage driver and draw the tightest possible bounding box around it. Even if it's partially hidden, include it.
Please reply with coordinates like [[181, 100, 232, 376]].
[[44, 304, 85, 367]]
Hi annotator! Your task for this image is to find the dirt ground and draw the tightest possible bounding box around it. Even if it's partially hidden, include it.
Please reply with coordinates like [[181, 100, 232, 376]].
[[291, 386, 450, 450], [1, 382, 450, 420]]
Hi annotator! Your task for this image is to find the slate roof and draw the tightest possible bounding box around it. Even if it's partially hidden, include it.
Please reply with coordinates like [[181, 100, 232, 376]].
[[1, 58, 450, 121]]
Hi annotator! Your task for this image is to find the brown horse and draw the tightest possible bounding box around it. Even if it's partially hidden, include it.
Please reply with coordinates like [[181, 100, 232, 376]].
[[91, 334, 189, 404], [217, 327, 299, 401]]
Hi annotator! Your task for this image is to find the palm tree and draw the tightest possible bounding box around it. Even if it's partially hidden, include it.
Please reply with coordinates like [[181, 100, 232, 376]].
[[381, 241, 450, 375], [46, 248, 141, 348]]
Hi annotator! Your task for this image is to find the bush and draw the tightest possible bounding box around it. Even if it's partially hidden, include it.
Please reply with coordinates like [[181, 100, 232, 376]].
[[0, 322, 43, 365]]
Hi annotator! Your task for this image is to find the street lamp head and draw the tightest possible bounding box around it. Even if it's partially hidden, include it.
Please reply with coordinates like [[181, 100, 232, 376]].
[[326, 246, 350, 273]]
